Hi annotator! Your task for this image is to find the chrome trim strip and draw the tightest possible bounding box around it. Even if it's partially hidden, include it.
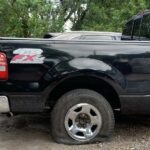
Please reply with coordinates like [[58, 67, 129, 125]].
[[120, 95, 150, 98]]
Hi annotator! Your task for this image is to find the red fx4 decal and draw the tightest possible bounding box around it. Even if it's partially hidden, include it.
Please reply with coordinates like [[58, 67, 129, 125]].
[[12, 55, 35, 62]]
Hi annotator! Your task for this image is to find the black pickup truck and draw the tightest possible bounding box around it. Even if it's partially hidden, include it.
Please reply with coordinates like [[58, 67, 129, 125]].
[[0, 11, 150, 144]]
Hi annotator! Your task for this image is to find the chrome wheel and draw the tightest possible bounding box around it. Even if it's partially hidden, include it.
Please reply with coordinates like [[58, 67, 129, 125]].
[[64, 103, 102, 142]]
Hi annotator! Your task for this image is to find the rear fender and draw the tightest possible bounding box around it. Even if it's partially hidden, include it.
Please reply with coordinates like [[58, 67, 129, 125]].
[[44, 58, 126, 93]]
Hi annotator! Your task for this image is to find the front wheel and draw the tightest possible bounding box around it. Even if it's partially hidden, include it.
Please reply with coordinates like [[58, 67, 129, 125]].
[[51, 89, 115, 144]]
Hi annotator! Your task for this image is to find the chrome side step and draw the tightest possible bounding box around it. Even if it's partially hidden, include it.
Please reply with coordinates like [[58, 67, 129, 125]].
[[0, 96, 10, 113]]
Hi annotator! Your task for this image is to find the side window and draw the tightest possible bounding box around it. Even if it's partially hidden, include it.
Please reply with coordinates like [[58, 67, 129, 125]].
[[140, 14, 150, 40], [132, 18, 142, 40], [122, 20, 133, 36]]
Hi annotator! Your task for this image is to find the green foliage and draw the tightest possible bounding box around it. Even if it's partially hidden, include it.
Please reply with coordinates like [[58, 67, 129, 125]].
[[0, 0, 64, 37], [0, 0, 150, 37], [80, 0, 149, 32]]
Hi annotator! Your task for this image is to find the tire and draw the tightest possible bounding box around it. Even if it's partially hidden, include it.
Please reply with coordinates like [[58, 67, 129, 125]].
[[51, 89, 115, 144]]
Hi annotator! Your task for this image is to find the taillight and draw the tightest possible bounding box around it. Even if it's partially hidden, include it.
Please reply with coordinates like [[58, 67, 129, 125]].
[[0, 52, 8, 80]]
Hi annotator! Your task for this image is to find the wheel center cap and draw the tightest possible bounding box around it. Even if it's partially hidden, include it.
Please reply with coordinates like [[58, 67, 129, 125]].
[[76, 113, 91, 128]]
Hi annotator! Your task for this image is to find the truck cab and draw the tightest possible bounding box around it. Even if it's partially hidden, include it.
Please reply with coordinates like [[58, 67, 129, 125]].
[[121, 10, 150, 40]]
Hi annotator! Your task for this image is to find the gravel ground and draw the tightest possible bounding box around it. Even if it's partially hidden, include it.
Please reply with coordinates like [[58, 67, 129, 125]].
[[0, 114, 150, 150]]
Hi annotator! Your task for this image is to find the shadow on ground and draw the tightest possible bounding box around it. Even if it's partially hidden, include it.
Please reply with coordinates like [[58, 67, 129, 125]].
[[0, 114, 150, 150]]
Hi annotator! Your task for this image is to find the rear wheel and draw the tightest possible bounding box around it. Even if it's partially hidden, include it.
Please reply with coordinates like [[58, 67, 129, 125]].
[[51, 89, 115, 144]]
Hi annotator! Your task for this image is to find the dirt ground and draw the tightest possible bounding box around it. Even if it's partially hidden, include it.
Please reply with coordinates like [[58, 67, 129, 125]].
[[0, 114, 150, 150]]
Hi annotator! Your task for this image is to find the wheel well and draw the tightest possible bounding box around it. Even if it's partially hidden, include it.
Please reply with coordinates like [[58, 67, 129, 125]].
[[47, 76, 120, 110]]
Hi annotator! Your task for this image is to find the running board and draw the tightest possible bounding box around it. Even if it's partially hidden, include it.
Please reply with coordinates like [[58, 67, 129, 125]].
[[0, 96, 10, 113]]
